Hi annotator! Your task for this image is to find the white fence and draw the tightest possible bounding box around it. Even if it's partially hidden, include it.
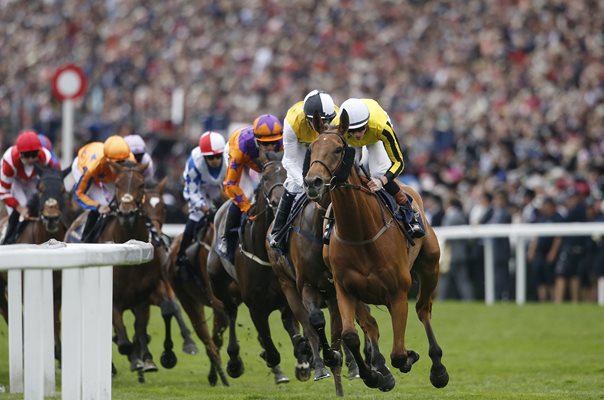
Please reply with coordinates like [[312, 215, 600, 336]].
[[0, 239, 154, 400], [164, 222, 604, 306]]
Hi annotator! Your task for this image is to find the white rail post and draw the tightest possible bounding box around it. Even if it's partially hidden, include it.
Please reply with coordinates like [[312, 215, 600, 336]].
[[484, 239, 495, 305], [62, 269, 82, 400], [515, 238, 526, 305], [8, 270, 23, 393]]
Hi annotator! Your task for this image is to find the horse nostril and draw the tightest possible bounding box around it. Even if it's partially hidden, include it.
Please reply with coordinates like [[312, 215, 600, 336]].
[[313, 177, 323, 188]]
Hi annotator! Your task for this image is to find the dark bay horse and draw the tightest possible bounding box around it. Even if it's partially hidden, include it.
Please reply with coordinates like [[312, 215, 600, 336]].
[[166, 217, 230, 387], [79, 161, 162, 382], [208, 154, 312, 384], [141, 178, 200, 369], [303, 111, 449, 391], [0, 165, 67, 361]]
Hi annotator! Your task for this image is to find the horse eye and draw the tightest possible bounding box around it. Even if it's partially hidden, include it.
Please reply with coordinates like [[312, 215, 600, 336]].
[[335, 147, 343, 154]]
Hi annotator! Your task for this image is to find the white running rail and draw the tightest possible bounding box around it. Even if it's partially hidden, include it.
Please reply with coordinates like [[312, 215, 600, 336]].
[[164, 222, 604, 306], [0, 239, 154, 400]]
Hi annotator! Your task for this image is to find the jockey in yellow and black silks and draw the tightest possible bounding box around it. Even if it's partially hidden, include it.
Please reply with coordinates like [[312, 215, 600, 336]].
[[268, 90, 338, 251], [334, 98, 425, 239], [216, 114, 283, 261]]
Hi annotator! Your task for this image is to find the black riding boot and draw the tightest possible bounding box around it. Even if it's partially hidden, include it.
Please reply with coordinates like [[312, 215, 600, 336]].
[[176, 218, 198, 268], [81, 210, 100, 243], [2, 211, 21, 245], [323, 207, 334, 245], [394, 190, 425, 239], [216, 204, 241, 262], [268, 190, 296, 251]]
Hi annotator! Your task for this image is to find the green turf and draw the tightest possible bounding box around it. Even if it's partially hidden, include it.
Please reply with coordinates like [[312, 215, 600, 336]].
[[1, 302, 603, 399]]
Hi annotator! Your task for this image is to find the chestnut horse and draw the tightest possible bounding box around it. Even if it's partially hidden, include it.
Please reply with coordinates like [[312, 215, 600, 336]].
[[268, 191, 394, 395], [303, 111, 449, 391], [208, 154, 312, 384], [0, 165, 67, 362]]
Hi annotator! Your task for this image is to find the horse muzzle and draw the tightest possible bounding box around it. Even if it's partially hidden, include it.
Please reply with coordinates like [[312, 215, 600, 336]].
[[118, 193, 139, 215], [303, 175, 326, 201]]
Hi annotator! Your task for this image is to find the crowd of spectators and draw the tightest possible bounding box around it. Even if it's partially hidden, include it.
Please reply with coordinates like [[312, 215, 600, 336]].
[[1, 0, 603, 301]]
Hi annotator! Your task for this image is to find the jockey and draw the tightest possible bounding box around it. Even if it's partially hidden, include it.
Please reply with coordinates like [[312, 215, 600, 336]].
[[216, 114, 283, 261], [1, 130, 58, 244], [74, 135, 135, 241], [336, 98, 424, 238], [176, 131, 227, 270], [124, 134, 155, 179], [268, 90, 337, 251], [38, 133, 61, 168]]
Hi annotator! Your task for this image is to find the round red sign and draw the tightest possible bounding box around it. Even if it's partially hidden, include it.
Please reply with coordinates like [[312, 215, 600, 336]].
[[52, 64, 87, 101]]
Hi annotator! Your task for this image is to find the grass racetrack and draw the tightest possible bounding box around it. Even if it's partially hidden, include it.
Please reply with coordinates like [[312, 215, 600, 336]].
[[1, 301, 603, 399]]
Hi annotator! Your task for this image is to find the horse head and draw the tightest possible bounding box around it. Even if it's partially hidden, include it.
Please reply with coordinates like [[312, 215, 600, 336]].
[[254, 151, 286, 216], [109, 160, 147, 221], [304, 110, 356, 201], [34, 164, 66, 233], [142, 177, 168, 232]]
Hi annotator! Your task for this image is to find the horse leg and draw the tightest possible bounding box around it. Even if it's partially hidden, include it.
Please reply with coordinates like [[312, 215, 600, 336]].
[[161, 280, 199, 355], [178, 292, 229, 386], [388, 289, 419, 374], [414, 245, 449, 388], [159, 299, 177, 369], [304, 286, 341, 369], [133, 304, 158, 374], [112, 308, 134, 357], [335, 282, 382, 389], [249, 306, 289, 384], [278, 277, 327, 381], [355, 302, 395, 392], [279, 306, 306, 383], [325, 299, 344, 397]]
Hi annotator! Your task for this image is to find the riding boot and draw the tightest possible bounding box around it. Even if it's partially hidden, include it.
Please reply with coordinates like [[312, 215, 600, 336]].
[[394, 191, 425, 239], [81, 210, 100, 243], [216, 204, 241, 262], [323, 207, 334, 245], [2, 210, 21, 245], [176, 218, 198, 270], [268, 190, 296, 251]]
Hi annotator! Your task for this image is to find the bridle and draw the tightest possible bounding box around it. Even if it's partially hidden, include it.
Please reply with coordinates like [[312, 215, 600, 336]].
[[251, 160, 284, 219]]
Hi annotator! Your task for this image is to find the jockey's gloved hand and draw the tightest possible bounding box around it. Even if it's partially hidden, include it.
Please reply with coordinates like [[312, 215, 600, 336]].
[[98, 204, 111, 214], [368, 177, 384, 192]]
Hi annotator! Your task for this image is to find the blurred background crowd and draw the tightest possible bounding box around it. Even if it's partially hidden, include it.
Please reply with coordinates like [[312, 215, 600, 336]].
[[1, 0, 603, 301]]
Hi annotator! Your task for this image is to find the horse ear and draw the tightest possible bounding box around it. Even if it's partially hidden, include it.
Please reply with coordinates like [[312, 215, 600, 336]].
[[312, 110, 324, 134], [107, 159, 121, 174], [136, 162, 149, 174], [338, 109, 349, 136], [157, 176, 168, 194], [33, 163, 44, 177]]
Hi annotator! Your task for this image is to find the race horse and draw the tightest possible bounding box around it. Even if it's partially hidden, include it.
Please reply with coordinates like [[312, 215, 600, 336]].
[[207, 153, 313, 384], [165, 212, 230, 386], [0, 165, 67, 362], [303, 111, 449, 391], [141, 178, 200, 368], [74, 160, 163, 382], [268, 184, 393, 395]]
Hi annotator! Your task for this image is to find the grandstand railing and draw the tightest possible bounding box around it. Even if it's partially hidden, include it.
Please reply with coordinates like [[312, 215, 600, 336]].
[[0, 240, 154, 400], [163, 222, 604, 306]]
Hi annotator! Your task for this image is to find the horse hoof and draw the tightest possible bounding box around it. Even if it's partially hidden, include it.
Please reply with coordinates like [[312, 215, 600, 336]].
[[130, 359, 144, 372], [160, 351, 177, 369], [143, 360, 158, 373], [362, 369, 383, 389], [400, 350, 420, 373], [227, 358, 244, 378], [208, 370, 218, 387], [430, 365, 449, 388], [137, 372, 145, 384], [272, 367, 290, 385], [347, 364, 360, 379], [313, 366, 331, 381], [294, 362, 311, 382], [182, 341, 199, 355], [378, 369, 395, 392]]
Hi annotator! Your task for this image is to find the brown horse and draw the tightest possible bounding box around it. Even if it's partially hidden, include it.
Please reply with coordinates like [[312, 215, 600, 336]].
[[303, 111, 449, 391], [166, 218, 230, 387], [0, 165, 67, 362], [207, 154, 312, 384], [268, 191, 394, 395], [75, 161, 162, 382], [141, 178, 200, 369]]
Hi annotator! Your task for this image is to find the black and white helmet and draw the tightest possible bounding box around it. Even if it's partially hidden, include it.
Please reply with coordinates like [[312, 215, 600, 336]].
[[303, 90, 336, 122]]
